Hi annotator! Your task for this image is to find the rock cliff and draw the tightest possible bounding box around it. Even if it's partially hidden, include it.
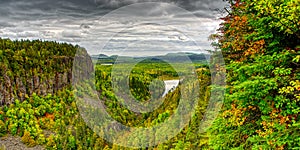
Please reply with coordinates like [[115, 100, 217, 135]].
[[0, 38, 93, 105]]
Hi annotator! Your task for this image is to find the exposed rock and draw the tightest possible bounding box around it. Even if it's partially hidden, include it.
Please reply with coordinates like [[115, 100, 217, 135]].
[[0, 135, 44, 150], [0, 47, 93, 106]]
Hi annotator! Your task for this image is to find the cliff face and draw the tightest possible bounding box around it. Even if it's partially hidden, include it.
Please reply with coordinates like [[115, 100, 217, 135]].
[[0, 38, 93, 105]]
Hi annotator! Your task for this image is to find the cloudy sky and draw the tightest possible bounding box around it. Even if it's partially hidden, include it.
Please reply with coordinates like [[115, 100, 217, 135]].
[[0, 0, 228, 56]]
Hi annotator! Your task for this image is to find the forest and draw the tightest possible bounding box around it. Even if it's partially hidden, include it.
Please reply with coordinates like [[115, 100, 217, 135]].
[[208, 0, 299, 149], [0, 0, 299, 149], [0, 37, 212, 149]]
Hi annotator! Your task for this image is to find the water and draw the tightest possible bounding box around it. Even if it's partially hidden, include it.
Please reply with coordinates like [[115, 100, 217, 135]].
[[162, 80, 179, 97]]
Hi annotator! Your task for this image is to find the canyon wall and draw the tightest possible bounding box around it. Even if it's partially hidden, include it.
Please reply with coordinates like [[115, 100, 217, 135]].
[[0, 38, 93, 105]]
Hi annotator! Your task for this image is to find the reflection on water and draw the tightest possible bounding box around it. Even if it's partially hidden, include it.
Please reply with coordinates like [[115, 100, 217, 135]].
[[162, 80, 179, 97]]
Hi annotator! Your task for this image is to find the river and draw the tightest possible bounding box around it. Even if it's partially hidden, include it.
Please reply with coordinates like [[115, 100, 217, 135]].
[[162, 80, 180, 97]]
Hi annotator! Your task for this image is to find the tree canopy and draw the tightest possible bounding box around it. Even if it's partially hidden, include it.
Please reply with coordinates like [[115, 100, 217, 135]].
[[208, 0, 300, 149]]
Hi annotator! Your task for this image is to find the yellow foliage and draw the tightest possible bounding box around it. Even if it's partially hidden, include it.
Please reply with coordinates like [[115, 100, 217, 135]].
[[21, 130, 36, 147], [46, 135, 56, 148], [223, 103, 247, 126]]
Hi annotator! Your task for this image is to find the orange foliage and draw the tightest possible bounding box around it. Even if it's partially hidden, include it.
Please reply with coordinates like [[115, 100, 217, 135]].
[[45, 113, 55, 120], [218, 5, 266, 62]]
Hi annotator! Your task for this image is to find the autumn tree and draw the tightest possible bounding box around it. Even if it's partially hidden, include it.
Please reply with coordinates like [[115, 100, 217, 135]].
[[208, 0, 300, 149]]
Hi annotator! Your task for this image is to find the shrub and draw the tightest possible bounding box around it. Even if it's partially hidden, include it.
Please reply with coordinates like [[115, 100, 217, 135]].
[[37, 134, 46, 145], [0, 120, 6, 137], [46, 135, 56, 149], [21, 130, 36, 147], [8, 123, 18, 135]]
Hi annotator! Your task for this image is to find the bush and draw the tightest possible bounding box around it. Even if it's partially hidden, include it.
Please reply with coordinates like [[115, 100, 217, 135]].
[[46, 135, 56, 149], [0, 120, 6, 137], [21, 130, 36, 147]]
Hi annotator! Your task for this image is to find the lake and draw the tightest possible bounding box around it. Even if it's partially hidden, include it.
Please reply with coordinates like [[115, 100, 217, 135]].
[[162, 80, 179, 97]]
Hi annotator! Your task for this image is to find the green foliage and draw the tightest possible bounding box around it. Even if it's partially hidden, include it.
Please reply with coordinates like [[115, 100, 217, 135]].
[[0, 38, 79, 105], [0, 120, 6, 137], [208, 0, 300, 149], [21, 130, 36, 147], [0, 38, 212, 149], [67, 135, 76, 149]]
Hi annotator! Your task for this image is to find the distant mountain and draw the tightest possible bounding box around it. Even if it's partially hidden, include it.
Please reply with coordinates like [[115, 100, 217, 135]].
[[92, 52, 209, 64], [91, 54, 109, 59], [156, 52, 208, 62]]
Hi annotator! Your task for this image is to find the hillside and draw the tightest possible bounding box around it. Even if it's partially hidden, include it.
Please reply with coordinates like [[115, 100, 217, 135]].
[[0, 38, 93, 105], [207, 0, 300, 149], [0, 38, 212, 149], [0, 0, 299, 149], [92, 52, 209, 64]]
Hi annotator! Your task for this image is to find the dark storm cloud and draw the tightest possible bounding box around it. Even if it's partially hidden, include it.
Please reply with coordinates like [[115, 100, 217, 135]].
[[0, 0, 227, 19], [0, 0, 228, 55], [93, 0, 226, 12]]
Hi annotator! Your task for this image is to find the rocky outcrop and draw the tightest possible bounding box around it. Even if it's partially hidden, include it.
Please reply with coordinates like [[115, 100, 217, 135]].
[[0, 39, 93, 106], [0, 135, 44, 150]]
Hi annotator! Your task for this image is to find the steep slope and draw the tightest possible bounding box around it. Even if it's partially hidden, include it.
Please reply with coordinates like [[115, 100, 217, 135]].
[[208, 0, 300, 149], [0, 38, 93, 105]]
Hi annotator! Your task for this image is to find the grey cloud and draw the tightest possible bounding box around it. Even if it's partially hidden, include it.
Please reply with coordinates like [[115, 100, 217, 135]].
[[62, 30, 82, 38], [0, 0, 227, 55], [40, 31, 56, 37], [17, 31, 38, 37], [60, 37, 81, 43], [1, 0, 227, 20], [0, 21, 15, 28], [80, 23, 91, 29]]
